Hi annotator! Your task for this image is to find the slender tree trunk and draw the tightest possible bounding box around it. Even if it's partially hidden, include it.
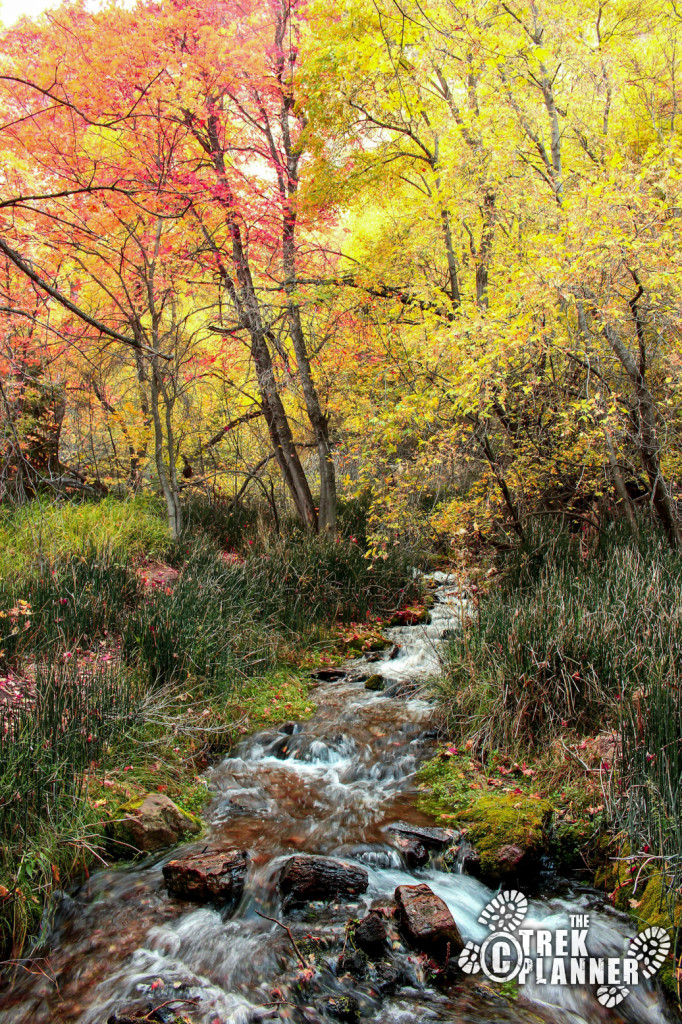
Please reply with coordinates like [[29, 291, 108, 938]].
[[598, 299, 680, 548], [281, 209, 336, 532], [275, 55, 337, 532], [199, 120, 319, 529], [602, 424, 639, 538], [148, 356, 181, 539], [479, 428, 525, 541]]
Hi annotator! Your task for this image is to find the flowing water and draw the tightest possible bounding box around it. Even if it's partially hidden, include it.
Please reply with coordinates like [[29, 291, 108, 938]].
[[0, 574, 676, 1024]]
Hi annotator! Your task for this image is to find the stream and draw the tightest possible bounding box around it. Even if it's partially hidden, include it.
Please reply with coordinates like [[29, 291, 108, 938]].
[[0, 574, 676, 1024]]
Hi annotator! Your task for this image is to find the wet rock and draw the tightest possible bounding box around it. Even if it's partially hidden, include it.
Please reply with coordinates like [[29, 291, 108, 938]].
[[109, 793, 200, 854], [363, 650, 385, 663], [278, 721, 301, 735], [266, 735, 292, 759], [496, 843, 528, 873], [394, 883, 463, 962], [373, 959, 403, 995], [337, 947, 368, 979], [298, 934, 331, 963], [278, 856, 368, 908], [445, 840, 481, 878], [364, 674, 385, 692], [392, 835, 428, 869], [312, 668, 346, 681], [369, 896, 397, 918], [323, 995, 359, 1023], [353, 910, 388, 957], [162, 847, 248, 905], [388, 644, 401, 659], [387, 820, 457, 850]]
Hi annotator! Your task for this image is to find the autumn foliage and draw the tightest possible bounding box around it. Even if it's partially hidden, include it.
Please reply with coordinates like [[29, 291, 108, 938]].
[[0, 0, 681, 551]]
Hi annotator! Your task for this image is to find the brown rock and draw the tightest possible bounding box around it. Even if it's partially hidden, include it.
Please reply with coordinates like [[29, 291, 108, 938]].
[[394, 883, 463, 961], [278, 856, 368, 908], [313, 669, 346, 681], [393, 835, 428, 868], [354, 910, 388, 957], [163, 848, 248, 905], [111, 793, 200, 853], [387, 821, 457, 850], [496, 844, 528, 873]]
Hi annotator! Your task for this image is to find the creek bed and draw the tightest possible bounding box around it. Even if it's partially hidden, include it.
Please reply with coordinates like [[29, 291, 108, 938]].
[[0, 575, 675, 1024]]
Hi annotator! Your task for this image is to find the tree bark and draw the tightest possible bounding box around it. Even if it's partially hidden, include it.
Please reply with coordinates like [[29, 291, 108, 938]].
[[595, 294, 680, 548], [197, 114, 318, 529]]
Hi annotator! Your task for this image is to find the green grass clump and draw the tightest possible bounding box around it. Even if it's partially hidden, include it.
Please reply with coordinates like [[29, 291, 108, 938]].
[[0, 659, 139, 955], [0, 495, 169, 580]]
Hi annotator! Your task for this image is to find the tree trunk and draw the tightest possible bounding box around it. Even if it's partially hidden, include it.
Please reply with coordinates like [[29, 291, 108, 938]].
[[275, 48, 337, 533], [599, 302, 680, 549], [200, 118, 319, 529]]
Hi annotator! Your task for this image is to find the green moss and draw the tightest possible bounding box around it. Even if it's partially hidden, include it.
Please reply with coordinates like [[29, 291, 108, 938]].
[[239, 669, 315, 727], [118, 796, 145, 813], [465, 794, 552, 875], [417, 752, 476, 819], [634, 871, 680, 997], [365, 674, 385, 691], [364, 637, 390, 652]]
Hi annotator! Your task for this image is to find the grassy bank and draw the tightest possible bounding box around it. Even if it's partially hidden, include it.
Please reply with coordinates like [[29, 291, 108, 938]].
[[425, 520, 682, 995], [0, 495, 418, 960]]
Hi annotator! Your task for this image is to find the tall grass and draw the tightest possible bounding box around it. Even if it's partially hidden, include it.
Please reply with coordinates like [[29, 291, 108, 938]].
[[0, 549, 139, 667], [0, 494, 169, 580], [0, 659, 138, 954], [435, 520, 682, 754]]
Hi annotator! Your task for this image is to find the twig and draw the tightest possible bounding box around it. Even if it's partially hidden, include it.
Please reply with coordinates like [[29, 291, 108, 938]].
[[255, 910, 307, 967], [559, 739, 599, 773], [143, 998, 200, 1019]]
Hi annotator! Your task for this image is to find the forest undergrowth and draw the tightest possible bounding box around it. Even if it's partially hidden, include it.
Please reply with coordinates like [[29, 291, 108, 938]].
[[0, 494, 419, 961]]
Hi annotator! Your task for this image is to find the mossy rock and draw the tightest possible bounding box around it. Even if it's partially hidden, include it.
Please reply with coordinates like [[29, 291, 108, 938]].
[[594, 840, 680, 999], [108, 792, 201, 856], [463, 793, 552, 883], [633, 871, 681, 998], [365, 674, 385, 692], [391, 607, 428, 626], [298, 934, 332, 964], [363, 637, 390, 652]]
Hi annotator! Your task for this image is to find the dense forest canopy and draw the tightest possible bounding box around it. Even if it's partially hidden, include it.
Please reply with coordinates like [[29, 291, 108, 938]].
[[1, 0, 681, 550]]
